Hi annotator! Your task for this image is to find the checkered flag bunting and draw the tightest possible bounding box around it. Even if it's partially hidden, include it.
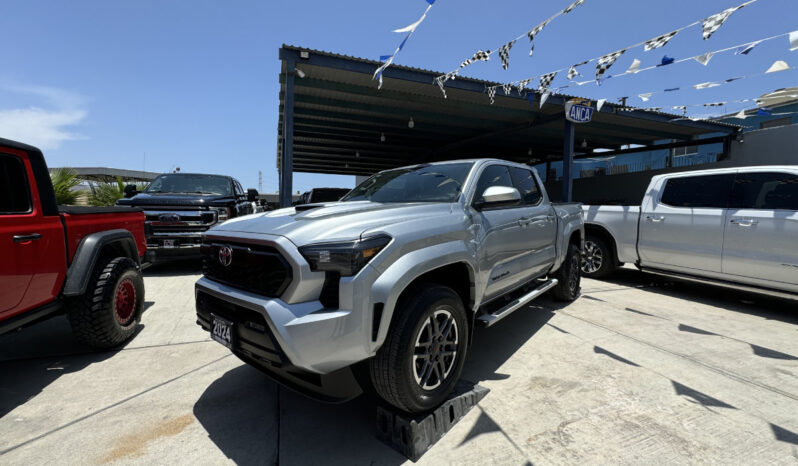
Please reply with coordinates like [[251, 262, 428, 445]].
[[434, 77, 447, 99], [704, 102, 726, 107], [517, 79, 531, 95], [498, 40, 516, 70], [527, 19, 550, 56], [502, 83, 513, 95], [461, 50, 492, 68], [487, 86, 497, 104], [595, 49, 626, 82], [562, 0, 585, 14], [567, 60, 589, 80], [672, 105, 687, 114], [538, 71, 557, 91], [702, 5, 744, 40], [644, 30, 679, 51]]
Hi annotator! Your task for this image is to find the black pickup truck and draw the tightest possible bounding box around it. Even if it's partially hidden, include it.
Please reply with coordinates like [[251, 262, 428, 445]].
[[117, 173, 257, 263]]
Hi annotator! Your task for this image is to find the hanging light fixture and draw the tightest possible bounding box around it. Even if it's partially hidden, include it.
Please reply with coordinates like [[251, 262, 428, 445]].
[[355, 151, 360, 158], [527, 148, 532, 156], [581, 139, 588, 149], [408, 117, 415, 129], [380, 132, 386, 142]]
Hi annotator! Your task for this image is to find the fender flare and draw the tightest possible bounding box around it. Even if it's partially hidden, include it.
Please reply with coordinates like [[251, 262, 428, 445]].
[[368, 241, 477, 348], [63, 229, 140, 297]]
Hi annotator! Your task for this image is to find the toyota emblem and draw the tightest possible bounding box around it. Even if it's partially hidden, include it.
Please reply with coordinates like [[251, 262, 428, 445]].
[[218, 246, 233, 267]]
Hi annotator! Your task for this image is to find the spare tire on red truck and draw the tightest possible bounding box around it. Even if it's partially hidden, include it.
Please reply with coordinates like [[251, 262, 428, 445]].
[[0, 138, 148, 349]]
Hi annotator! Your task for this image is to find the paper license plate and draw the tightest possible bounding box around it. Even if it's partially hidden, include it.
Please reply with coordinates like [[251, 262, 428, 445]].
[[162, 239, 176, 248], [211, 314, 234, 349]]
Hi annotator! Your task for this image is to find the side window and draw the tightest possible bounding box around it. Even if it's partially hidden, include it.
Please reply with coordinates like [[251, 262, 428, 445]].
[[0, 154, 32, 214], [660, 174, 735, 208], [509, 167, 542, 205], [473, 165, 513, 204], [234, 180, 243, 197], [731, 172, 798, 211]]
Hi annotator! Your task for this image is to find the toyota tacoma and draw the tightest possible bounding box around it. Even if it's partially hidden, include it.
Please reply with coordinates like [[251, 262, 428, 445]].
[[195, 159, 583, 413]]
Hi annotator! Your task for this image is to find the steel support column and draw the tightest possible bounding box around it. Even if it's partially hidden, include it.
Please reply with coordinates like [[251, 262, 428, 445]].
[[562, 120, 575, 202], [280, 57, 296, 208]]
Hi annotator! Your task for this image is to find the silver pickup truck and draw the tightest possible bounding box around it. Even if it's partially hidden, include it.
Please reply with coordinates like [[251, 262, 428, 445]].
[[195, 159, 583, 413], [582, 166, 798, 298]]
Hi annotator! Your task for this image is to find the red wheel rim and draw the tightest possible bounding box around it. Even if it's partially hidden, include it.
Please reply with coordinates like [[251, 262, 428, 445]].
[[114, 278, 137, 324]]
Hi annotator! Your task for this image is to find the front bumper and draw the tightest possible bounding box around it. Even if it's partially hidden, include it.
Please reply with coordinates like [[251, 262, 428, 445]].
[[195, 276, 372, 402]]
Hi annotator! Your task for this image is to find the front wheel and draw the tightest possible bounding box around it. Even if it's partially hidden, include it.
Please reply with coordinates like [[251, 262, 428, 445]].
[[551, 244, 581, 302], [68, 257, 144, 349], [369, 285, 468, 414]]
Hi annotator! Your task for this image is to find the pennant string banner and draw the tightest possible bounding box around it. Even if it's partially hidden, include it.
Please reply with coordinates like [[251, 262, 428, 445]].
[[373, 0, 436, 89], [435, 0, 588, 83], [483, 28, 793, 103]]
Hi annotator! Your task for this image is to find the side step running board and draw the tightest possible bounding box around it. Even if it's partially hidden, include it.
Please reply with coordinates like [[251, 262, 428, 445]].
[[476, 279, 558, 328]]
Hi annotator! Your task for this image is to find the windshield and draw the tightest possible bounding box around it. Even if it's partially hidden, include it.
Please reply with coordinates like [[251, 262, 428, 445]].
[[144, 174, 233, 196], [341, 162, 473, 203]]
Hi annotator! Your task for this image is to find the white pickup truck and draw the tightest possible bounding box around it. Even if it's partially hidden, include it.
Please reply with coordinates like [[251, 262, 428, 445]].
[[581, 166, 798, 298]]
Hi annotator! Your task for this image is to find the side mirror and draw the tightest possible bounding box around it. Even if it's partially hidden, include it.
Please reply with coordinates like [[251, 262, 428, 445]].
[[476, 186, 520, 209], [123, 184, 138, 198], [247, 188, 258, 202]]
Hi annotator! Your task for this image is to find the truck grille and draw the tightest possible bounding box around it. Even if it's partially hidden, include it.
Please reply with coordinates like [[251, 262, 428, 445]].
[[201, 241, 292, 297]]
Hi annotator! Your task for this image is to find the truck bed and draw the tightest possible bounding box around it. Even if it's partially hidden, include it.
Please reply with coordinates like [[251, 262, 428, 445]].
[[582, 205, 641, 264], [59, 207, 146, 262]]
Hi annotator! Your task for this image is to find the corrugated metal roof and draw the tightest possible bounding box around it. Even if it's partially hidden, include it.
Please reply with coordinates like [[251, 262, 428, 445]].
[[278, 45, 740, 175]]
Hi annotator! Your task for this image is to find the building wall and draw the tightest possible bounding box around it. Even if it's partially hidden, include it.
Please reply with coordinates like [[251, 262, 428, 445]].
[[545, 123, 798, 204]]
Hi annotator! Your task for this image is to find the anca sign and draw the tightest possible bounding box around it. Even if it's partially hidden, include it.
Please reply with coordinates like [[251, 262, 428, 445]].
[[564, 99, 594, 123]]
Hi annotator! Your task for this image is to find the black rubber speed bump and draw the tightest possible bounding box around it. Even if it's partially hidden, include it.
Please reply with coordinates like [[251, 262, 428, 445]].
[[375, 381, 489, 462]]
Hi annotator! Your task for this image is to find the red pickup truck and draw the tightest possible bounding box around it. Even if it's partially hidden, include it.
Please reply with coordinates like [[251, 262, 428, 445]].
[[0, 138, 148, 348]]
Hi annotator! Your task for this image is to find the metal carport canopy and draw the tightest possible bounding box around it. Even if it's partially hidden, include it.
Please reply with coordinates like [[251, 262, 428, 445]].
[[277, 45, 739, 204]]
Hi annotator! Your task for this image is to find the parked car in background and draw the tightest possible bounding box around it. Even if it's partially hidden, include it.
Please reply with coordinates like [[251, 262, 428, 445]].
[[294, 187, 351, 205], [117, 173, 258, 263], [581, 166, 798, 298], [195, 159, 583, 413], [0, 138, 147, 348]]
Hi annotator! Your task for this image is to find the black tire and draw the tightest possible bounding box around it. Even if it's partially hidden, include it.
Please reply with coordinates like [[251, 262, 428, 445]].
[[580, 235, 615, 279], [68, 257, 144, 349], [369, 285, 469, 414], [551, 244, 581, 302]]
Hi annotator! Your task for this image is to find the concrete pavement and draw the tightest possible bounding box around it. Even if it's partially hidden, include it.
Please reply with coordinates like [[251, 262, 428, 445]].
[[1, 263, 797, 465]]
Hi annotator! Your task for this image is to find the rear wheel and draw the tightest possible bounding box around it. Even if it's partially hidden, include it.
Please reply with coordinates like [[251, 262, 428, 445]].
[[580, 235, 614, 278], [369, 285, 468, 414], [551, 244, 581, 302], [68, 257, 144, 349]]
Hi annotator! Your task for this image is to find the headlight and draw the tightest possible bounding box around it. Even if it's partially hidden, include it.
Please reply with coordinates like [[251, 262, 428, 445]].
[[299, 235, 391, 276], [211, 207, 231, 222]]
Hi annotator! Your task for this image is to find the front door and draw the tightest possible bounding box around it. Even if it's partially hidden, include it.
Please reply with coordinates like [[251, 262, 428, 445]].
[[471, 164, 540, 301], [637, 173, 735, 273], [722, 171, 798, 289]]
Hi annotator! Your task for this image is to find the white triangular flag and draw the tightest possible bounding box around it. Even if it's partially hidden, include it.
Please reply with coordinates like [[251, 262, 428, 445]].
[[734, 110, 748, 119], [626, 59, 641, 74], [596, 98, 606, 112], [694, 82, 720, 89], [694, 52, 714, 66], [539, 92, 551, 108], [639, 92, 653, 102], [392, 6, 431, 33], [790, 31, 798, 51], [766, 60, 790, 73]]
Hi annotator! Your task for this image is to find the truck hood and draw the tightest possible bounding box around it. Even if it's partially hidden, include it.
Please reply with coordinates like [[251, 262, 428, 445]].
[[211, 201, 456, 245], [117, 192, 234, 207]]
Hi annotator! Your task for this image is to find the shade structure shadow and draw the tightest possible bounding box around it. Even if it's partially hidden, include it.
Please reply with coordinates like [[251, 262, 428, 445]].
[[593, 345, 640, 367]]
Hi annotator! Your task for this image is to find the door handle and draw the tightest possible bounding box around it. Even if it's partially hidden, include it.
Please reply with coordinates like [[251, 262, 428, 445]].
[[645, 215, 665, 222], [13, 233, 42, 243], [730, 219, 758, 227]]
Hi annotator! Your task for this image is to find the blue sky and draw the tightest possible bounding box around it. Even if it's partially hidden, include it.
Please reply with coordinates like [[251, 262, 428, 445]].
[[1, 0, 795, 193]]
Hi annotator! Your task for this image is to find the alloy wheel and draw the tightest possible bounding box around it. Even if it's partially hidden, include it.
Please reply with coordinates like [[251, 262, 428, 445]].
[[581, 240, 604, 274], [412, 309, 459, 391]]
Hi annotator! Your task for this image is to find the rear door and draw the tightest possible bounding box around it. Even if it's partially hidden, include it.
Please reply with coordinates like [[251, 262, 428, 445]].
[[0, 149, 65, 319], [508, 166, 556, 281], [723, 171, 798, 288], [637, 173, 735, 273]]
